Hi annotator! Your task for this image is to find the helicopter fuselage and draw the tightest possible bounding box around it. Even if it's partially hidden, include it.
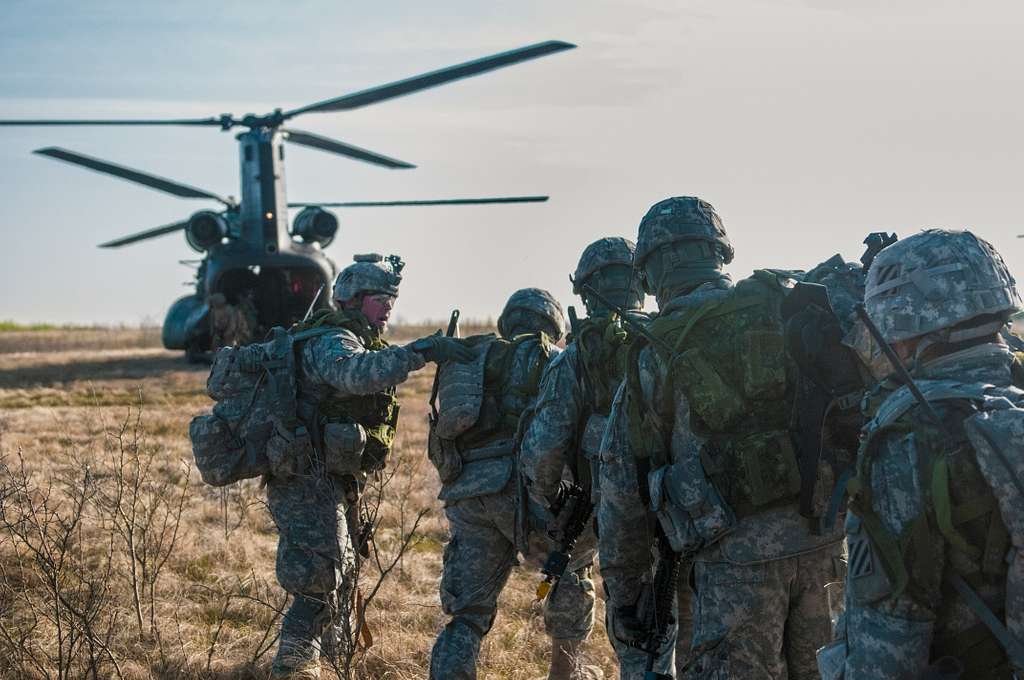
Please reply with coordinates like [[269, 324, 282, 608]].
[[163, 129, 335, 355]]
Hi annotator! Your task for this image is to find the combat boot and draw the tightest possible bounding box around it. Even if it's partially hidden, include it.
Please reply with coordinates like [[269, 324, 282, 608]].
[[269, 640, 320, 680], [548, 638, 604, 680], [271, 593, 328, 680]]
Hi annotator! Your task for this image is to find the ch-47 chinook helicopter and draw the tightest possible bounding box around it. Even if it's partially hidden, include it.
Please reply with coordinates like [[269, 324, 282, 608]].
[[0, 40, 574, 359]]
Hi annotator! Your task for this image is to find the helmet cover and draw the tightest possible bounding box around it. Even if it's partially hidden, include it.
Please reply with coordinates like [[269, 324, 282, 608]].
[[865, 229, 1020, 343], [332, 253, 404, 303]]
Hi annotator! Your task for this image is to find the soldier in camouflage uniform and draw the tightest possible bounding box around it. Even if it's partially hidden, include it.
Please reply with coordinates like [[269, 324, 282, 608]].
[[428, 288, 593, 680], [817, 229, 1024, 679], [598, 197, 844, 679], [518, 237, 648, 677], [270, 254, 475, 679], [209, 291, 253, 348]]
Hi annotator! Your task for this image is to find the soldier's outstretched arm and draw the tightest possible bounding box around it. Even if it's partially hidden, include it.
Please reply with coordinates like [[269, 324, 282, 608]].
[[520, 345, 585, 505], [303, 330, 427, 396]]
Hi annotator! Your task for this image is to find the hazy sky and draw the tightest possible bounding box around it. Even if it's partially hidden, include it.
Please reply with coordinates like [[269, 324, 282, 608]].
[[2, 0, 1023, 325]]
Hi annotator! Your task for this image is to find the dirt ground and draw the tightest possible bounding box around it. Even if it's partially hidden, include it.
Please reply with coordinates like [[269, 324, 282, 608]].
[[0, 326, 617, 679]]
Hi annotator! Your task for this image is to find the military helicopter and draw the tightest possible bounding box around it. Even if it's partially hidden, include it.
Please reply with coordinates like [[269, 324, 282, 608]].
[[0, 40, 574, 358]]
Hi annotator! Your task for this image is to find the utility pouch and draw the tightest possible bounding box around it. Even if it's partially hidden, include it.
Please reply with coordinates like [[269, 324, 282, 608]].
[[427, 418, 463, 484], [732, 430, 802, 509], [672, 347, 746, 430], [649, 464, 736, 553], [323, 422, 366, 477], [265, 421, 313, 478], [739, 330, 787, 400], [648, 465, 701, 554]]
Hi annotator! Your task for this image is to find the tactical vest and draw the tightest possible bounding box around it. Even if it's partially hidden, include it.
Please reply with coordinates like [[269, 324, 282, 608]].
[[430, 333, 555, 502], [847, 378, 1024, 676], [626, 271, 800, 515], [292, 309, 400, 472]]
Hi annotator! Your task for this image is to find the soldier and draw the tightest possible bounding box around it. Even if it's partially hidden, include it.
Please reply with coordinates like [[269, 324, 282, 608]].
[[817, 229, 1024, 679], [270, 253, 475, 679], [209, 291, 253, 347], [598, 197, 844, 679], [518, 237, 649, 676], [427, 288, 591, 680]]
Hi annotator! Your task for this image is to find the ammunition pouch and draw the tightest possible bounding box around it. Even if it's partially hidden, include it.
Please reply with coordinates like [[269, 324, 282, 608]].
[[701, 430, 801, 516], [265, 419, 314, 478], [427, 417, 464, 484], [322, 422, 367, 477], [648, 463, 735, 555]]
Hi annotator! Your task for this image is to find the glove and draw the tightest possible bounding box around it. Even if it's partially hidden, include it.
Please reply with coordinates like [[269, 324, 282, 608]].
[[409, 331, 476, 364]]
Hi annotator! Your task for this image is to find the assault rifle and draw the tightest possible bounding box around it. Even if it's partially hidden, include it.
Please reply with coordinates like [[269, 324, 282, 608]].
[[429, 309, 461, 423], [535, 482, 593, 599], [567, 304, 581, 340], [582, 285, 672, 355], [860, 232, 898, 271], [630, 526, 678, 680]]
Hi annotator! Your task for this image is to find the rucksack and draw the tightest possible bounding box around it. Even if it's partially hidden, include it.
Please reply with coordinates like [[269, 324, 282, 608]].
[[188, 326, 332, 486]]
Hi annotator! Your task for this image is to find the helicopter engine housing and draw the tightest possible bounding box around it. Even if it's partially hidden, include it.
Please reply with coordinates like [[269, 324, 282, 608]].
[[186, 211, 229, 252], [291, 206, 338, 248]]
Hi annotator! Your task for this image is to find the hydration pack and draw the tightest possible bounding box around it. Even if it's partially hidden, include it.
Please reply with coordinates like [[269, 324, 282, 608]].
[[188, 326, 333, 486]]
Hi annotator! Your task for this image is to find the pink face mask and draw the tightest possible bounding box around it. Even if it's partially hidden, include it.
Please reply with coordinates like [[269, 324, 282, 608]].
[[359, 293, 396, 331]]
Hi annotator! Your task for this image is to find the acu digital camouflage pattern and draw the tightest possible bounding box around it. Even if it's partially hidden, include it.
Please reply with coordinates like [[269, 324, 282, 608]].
[[633, 196, 734, 268], [497, 287, 566, 341], [430, 331, 597, 680], [331, 253, 404, 303], [268, 319, 425, 677], [865, 229, 1021, 343], [827, 343, 1024, 679], [572, 237, 638, 293], [598, 278, 842, 680]]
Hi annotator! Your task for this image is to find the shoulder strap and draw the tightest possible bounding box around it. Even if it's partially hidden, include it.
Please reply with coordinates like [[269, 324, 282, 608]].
[[947, 572, 1024, 669], [291, 327, 338, 343]]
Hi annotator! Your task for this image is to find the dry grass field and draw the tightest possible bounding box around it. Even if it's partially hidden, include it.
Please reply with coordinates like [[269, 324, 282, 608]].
[[0, 325, 617, 679]]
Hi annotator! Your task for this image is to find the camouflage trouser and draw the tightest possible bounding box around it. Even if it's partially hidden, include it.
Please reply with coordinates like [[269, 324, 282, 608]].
[[267, 471, 357, 674], [429, 487, 596, 680], [680, 541, 843, 680]]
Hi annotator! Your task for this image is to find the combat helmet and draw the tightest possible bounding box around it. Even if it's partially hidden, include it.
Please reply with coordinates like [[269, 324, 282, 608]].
[[498, 287, 566, 341], [571, 236, 645, 312], [634, 196, 734, 269], [332, 253, 404, 304], [865, 229, 1021, 344]]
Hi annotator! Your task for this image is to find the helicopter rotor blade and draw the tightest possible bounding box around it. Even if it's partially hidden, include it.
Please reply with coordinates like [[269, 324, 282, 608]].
[[289, 196, 549, 208], [282, 40, 575, 118], [282, 129, 415, 169], [98, 220, 189, 248], [0, 117, 225, 127], [34, 147, 233, 206]]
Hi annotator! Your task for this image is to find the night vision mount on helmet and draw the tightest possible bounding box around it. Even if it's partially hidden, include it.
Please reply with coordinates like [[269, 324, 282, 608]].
[[0, 41, 575, 358]]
